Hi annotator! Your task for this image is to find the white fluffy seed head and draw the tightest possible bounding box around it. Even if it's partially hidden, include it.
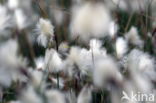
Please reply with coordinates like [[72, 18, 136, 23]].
[[127, 49, 156, 80], [37, 33, 49, 47], [0, 39, 27, 71], [51, 77, 65, 89], [35, 57, 44, 70], [51, 8, 64, 26], [112, 0, 127, 11], [93, 57, 122, 88], [132, 73, 153, 93], [89, 39, 107, 58], [77, 86, 92, 103], [68, 46, 92, 75], [139, 54, 155, 72], [14, 9, 27, 30], [44, 49, 63, 73], [0, 5, 14, 36], [45, 90, 65, 103], [68, 46, 82, 64], [127, 49, 143, 73], [20, 86, 42, 103], [8, 0, 19, 9], [36, 18, 54, 47], [65, 90, 77, 103], [0, 39, 26, 87], [108, 21, 118, 38], [125, 26, 144, 48], [37, 18, 54, 36], [8, 0, 31, 9], [89, 39, 102, 50], [29, 69, 43, 88], [70, 2, 111, 42], [115, 37, 128, 59], [63, 59, 75, 77]]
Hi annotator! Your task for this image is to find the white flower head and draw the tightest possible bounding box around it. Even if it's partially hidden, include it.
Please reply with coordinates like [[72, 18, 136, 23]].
[[14, 9, 28, 30], [20, 86, 42, 103], [63, 59, 75, 77], [89, 39, 102, 50], [0, 39, 26, 87], [139, 54, 155, 72], [115, 37, 128, 59], [89, 39, 107, 59], [8, 0, 19, 9], [29, 69, 43, 87], [108, 21, 118, 38], [70, 2, 112, 42], [125, 26, 144, 48], [127, 49, 143, 73], [36, 18, 54, 47], [37, 18, 54, 36], [58, 42, 69, 53], [78, 49, 93, 75], [66, 42, 107, 77], [132, 73, 153, 93], [77, 85, 92, 103], [65, 90, 77, 103], [8, 0, 31, 9], [51, 8, 64, 26], [127, 49, 156, 80], [0, 5, 14, 36], [44, 49, 63, 73], [68, 46, 92, 75], [127, 49, 141, 71], [51, 77, 65, 89], [45, 90, 65, 103], [93, 57, 122, 87], [68, 46, 82, 64], [112, 0, 127, 11], [35, 57, 44, 70]]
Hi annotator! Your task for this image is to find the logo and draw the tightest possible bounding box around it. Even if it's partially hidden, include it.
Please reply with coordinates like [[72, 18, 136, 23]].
[[121, 91, 155, 102]]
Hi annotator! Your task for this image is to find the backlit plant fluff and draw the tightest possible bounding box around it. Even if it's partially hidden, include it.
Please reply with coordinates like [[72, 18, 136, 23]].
[[36, 18, 54, 47], [70, 2, 112, 42]]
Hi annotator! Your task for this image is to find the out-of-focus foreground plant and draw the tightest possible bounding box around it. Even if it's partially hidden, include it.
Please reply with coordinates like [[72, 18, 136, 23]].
[[0, 0, 156, 103]]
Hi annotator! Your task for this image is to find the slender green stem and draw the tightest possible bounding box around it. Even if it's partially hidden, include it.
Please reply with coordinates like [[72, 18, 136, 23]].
[[57, 73, 59, 89]]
